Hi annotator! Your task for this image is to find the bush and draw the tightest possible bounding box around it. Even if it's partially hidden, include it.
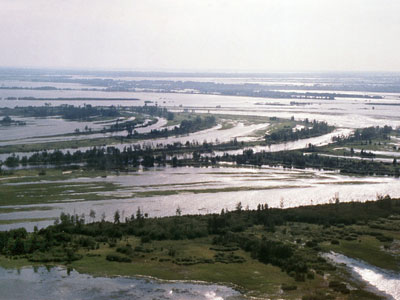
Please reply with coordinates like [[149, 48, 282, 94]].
[[106, 253, 132, 263], [307, 272, 315, 279], [116, 245, 133, 256], [281, 284, 297, 291], [140, 235, 151, 243], [329, 281, 350, 294]]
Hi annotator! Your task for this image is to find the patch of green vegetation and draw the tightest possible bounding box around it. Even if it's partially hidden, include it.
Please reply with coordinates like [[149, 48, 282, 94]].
[[132, 185, 305, 198], [71, 237, 296, 298], [0, 217, 55, 225], [218, 121, 235, 130], [323, 235, 399, 271], [0, 136, 123, 154], [0, 168, 110, 183], [0, 180, 123, 206], [0, 206, 55, 214], [0, 256, 40, 269], [210, 113, 271, 125]]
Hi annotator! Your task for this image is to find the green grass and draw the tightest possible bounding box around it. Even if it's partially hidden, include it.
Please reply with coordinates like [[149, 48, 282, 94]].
[[0, 256, 41, 269], [323, 236, 400, 271], [69, 236, 324, 299], [0, 180, 123, 206]]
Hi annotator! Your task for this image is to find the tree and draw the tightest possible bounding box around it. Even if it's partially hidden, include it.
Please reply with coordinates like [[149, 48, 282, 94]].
[[89, 210, 96, 223], [176, 206, 182, 216], [114, 210, 120, 224], [172, 156, 178, 167], [280, 197, 285, 209], [236, 202, 242, 212], [136, 207, 143, 220]]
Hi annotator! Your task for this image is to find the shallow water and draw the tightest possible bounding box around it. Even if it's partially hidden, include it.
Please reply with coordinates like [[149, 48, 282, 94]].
[[0, 117, 106, 144], [1, 165, 399, 231], [215, 128, 353, 155], [324, 252, 400, 300], [0, 266, 244, 300], [0, 116, 168, 147]]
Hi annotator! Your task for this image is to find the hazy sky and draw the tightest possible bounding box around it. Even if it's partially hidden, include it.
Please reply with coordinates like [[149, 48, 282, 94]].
[[0, 0, 399, 72]]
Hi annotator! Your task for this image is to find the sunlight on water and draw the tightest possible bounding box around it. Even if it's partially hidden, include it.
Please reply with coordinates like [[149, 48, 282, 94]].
[[0, 266, 244, 300], [324, 252, 400, 300]]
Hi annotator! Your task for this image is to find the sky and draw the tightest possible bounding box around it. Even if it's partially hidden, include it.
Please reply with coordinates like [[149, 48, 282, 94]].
[[0, 0, 399, 72]]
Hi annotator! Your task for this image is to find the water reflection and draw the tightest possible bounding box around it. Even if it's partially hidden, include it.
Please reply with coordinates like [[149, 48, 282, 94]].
[[0, 266, 244, 300]]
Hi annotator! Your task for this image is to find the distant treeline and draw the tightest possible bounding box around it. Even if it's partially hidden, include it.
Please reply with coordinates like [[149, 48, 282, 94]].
[[0, 79, 386, 99], [1, 142, 398, 177], [0, 104, 120, 120], [5, 97, 139, 101], [333, 125, 396, 144], [219, 148, 399, 177]]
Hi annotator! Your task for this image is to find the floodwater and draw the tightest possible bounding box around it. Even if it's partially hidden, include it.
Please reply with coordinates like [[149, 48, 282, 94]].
[[1, 165, 399, 231], [0, 116, 107, 146], [0, 116, 168, 147], [0, 126, 351, 162], [215, 128, 353, 155], [324, 252, 400, 300], [0, 266, 243, 300]]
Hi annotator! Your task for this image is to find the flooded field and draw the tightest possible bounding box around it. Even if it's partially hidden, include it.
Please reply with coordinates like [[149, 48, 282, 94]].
[[1, 165, 399, 231], [0, 117, 167, 147]]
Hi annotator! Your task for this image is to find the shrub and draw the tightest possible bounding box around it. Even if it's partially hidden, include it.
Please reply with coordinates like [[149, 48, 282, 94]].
[[106, 253, 132, 263], [281, 284, 297, 291]]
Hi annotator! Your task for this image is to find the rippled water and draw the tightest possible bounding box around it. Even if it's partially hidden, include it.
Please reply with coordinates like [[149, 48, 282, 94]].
[[0, 266, 243, 300], [324, 252, 400, 300]]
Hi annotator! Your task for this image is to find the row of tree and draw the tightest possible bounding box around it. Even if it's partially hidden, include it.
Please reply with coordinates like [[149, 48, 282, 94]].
[[265, 120, 333, 143]]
